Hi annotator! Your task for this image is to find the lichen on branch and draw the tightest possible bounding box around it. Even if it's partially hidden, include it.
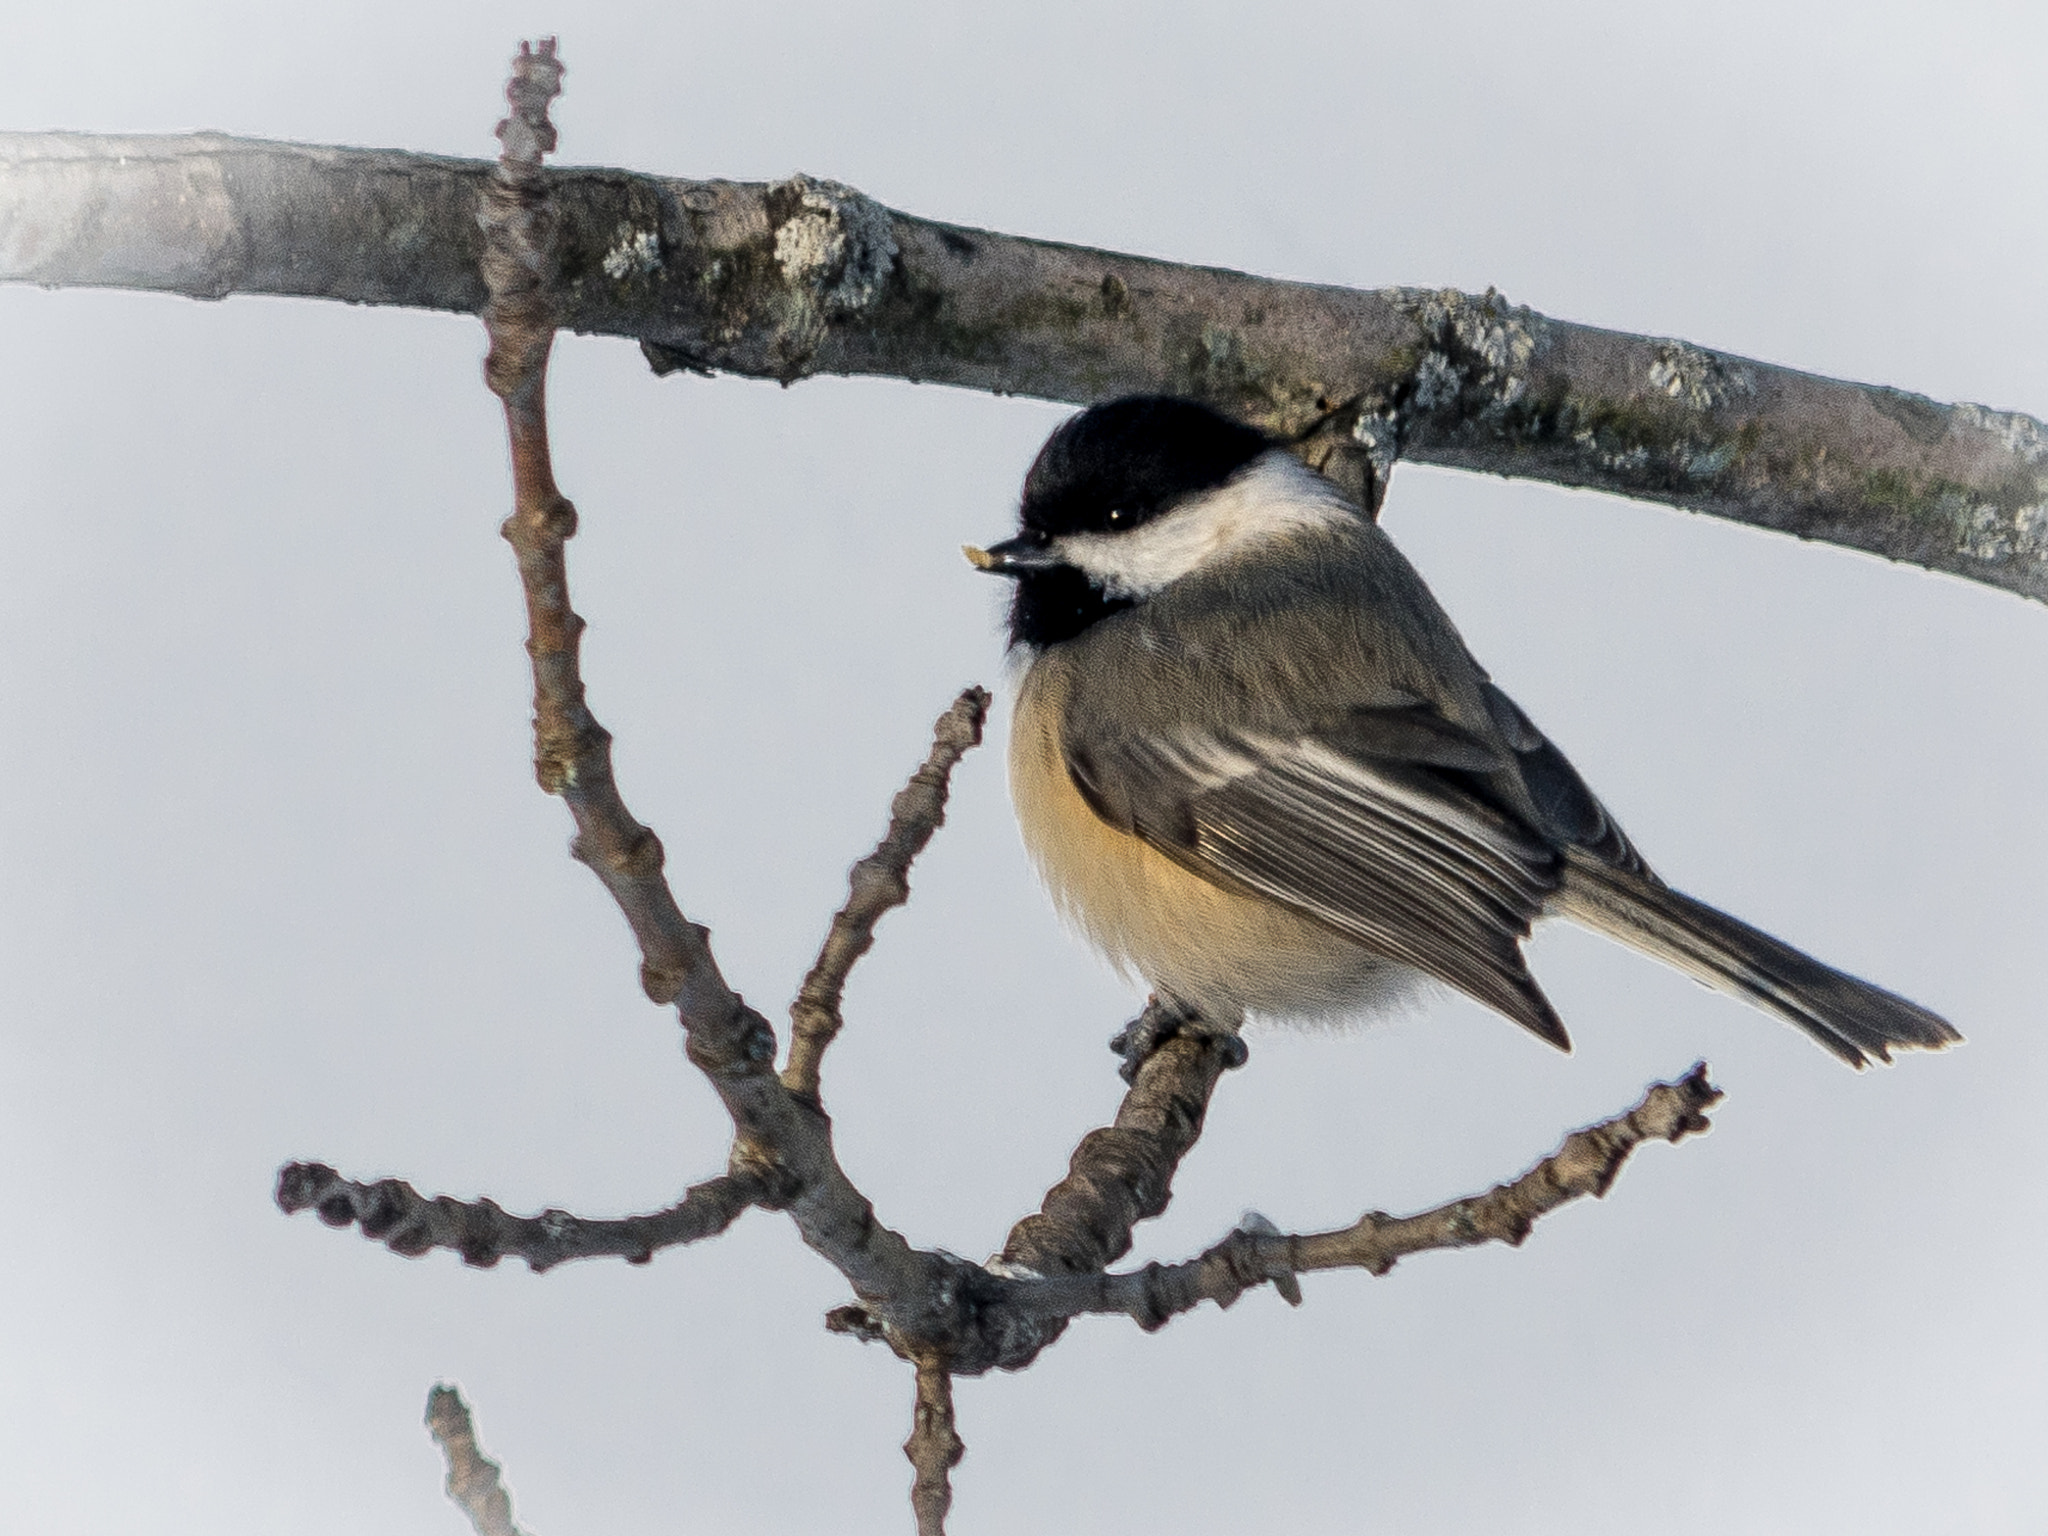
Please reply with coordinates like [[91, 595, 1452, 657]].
[[2, 131, 2042, 599]]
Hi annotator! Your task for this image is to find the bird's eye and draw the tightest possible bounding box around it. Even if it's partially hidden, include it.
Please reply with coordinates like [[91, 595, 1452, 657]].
[[1107, 507, 1127, 527]]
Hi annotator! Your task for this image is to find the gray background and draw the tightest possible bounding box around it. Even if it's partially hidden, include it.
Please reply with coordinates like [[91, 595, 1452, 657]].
[[3, 2, 2044, 1532]]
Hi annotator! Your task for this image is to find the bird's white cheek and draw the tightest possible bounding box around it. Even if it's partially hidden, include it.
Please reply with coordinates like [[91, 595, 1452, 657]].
[[1057, 515, 1227, 598], [1052, 453, 1356, 597]]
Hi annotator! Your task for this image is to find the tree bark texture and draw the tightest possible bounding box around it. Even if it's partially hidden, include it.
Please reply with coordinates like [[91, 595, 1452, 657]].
[[3, 131, 2043, 602]]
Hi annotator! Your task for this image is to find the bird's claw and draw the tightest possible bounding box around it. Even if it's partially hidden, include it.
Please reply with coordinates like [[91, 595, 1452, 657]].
[[1110, 997, 1248, 1084]]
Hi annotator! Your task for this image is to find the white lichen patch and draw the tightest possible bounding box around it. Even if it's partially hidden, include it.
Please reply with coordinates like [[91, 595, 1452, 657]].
[[1955, 497, 2048, 564], [1952, 401, 2048, 466], [1648, 340, 1753, 412], [1410, 351, 1463, 411], [1571, 426, 1652, 478], [1390, 286, 1547, 414], [771, 173, 899, 318], [601, 226, 661, 281], [1943, 405, 2048, 568], [1350, 407, 1400, 481]]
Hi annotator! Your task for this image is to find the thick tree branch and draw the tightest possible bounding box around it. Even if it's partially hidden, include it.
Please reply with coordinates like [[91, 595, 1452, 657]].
[[273, 1162, 765, 1271], [784, 686, 990, 1102], [4, 130, 2043, 599], [425, 1386, 534, 1536]]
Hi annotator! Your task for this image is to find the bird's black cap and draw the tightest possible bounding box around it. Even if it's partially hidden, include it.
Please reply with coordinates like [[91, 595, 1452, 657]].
[[1020, 396, 1274, 540]]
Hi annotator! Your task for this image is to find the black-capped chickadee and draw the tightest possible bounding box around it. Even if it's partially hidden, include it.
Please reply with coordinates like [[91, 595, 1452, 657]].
[[966, 395, 1958, 1068]]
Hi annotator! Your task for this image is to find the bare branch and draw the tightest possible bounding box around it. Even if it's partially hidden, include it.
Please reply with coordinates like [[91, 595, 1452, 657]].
[[479, 43, 772, 1085], [905, 1361, 966, 1536], [828, 1022, 1245, 1374], [826, 1059, 1720, 1380], [783, 686, 990, 1101], [1001, 1064, 1722, 1330], [273, 43, 944, 1338], [425, 1385, 534, 1536], [5, 130, 2043, 600], [469, 42, 975, 1328], [1003, 1023, 1241, 1277], [273, 1162, 763, 1271]]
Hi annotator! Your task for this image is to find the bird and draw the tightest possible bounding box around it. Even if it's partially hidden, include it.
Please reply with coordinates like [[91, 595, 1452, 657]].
[[964, 394, 1959, 1074]]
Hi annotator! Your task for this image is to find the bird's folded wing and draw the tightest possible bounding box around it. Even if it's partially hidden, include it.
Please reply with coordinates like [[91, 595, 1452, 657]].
[[1064, 705, 1573, 1046], [1477, 681, 1647, 875]]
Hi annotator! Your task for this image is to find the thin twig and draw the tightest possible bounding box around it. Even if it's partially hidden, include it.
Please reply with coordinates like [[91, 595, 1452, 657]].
[[905, 1360, 966, 1536], [274, 1163, 764, 1271], [784, 686, 990, 1101], [425, 1385, 534, 1536], [482, 41, 770, 1079], [999, 1063, 1723, 1329]]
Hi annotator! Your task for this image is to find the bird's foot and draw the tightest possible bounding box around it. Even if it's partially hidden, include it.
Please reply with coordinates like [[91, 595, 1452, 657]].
[[1110, 996, 1248, 1084]]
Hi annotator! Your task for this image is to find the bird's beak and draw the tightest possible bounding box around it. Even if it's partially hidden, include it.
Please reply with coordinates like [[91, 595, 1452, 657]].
[[962, 534, 1063, 576]]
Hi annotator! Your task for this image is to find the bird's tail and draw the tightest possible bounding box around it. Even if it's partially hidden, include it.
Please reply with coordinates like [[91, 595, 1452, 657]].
[[1553, 848, 1960, 1068]]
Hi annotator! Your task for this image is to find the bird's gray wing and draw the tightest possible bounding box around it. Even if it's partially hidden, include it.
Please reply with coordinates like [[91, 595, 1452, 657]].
[[1064, 701, 1574, 1047], [1475, 680, 1648, 876]]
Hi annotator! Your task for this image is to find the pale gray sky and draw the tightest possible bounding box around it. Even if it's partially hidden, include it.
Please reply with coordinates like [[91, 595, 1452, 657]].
[[3, 3, 2045, 1533]]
